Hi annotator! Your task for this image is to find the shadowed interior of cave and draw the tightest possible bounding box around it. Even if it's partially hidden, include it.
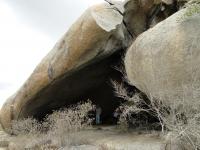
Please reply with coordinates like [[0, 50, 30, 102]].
[[18, 51, 137, 124]]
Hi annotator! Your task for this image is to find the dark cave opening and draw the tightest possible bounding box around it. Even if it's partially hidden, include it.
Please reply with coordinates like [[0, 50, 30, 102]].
[[21, 51, 126, 123], [20, 50, 158, 127]]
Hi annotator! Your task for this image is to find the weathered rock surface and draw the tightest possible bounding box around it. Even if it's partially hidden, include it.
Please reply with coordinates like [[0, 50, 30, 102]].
[[0, 3, 122, 130], [125, 8, 200, 101], [0, 0, 156, 131]]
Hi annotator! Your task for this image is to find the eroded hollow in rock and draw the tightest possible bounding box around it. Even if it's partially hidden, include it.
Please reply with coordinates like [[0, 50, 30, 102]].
[[18, 51, 136, 124]]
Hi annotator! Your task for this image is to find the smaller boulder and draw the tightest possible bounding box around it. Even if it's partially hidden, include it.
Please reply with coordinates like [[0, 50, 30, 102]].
[[125, 8, 200, 101]]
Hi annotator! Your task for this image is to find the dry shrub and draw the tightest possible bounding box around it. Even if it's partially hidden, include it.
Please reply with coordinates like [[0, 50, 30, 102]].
[[99, 144, 117, 150], [9, 100, 93, 149], [112, 80, 200, 149], [47, 100, 93, 133], [45, 101, 93, 148], [10, 117, 42, 135], [112, 81, 157, 130]]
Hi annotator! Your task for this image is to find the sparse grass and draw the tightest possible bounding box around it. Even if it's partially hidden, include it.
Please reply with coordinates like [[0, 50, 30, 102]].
[[99, 144, 117, 150], [9, 100, 93, 149]]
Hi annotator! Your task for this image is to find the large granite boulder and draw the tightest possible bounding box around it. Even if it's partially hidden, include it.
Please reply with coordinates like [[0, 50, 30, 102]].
[[0, 0, 159, 131], [125, 8, 200, 101]]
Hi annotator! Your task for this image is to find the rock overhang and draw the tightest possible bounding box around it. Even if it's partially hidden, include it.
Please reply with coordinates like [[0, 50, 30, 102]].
[[0, 0, 182, 131]]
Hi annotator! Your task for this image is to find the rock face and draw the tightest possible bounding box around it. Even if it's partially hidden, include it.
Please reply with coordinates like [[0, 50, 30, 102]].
[[125, 8, 200, 101], [0, 3, 121, 130], [0, 0, 157, 131]]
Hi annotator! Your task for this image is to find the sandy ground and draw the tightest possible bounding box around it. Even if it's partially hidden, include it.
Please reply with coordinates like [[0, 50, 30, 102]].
[[0, 126, 169, 150], [70, 126, 167, 150], [0, 130, 10, 150]]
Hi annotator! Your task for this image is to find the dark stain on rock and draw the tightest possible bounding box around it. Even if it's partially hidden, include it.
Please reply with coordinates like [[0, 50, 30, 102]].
[[58, 39, 66, 49], [48, 64, 54, 80]]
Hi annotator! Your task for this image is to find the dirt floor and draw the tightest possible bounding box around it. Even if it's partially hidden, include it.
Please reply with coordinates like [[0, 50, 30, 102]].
[[0, 130, 10, 150], [70, 126, 168, 150], [0, 126, 170, 150]]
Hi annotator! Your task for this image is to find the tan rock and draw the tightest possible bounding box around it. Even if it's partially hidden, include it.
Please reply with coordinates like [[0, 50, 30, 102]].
[[125, 8, 200, 101], [0, 3, 122, 131], [1, 0, 170, 132]]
